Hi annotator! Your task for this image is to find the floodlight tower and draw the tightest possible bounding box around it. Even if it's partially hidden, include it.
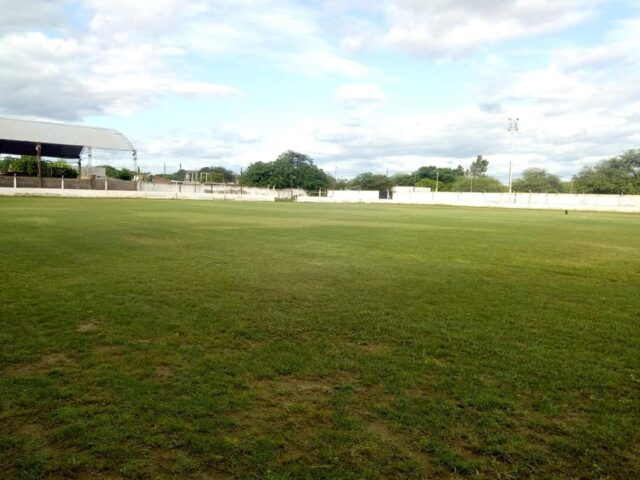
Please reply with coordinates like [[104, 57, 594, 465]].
[[507, 117, 519, 194]]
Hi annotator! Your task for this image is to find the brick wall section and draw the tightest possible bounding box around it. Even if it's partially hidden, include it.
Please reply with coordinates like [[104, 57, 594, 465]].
[[17, 177, 40, 188], [95, 179, 138, 191], [64, 179, 91, 189], [42, 178, 63, 188], [0, 176, 137, 191]]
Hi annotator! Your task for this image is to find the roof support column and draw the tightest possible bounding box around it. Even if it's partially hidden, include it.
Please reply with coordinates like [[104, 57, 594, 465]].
[[35, 143, 42, 188]]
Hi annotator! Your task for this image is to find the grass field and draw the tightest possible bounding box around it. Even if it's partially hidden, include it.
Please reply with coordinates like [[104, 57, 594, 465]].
[[1, 197, 639, 479]]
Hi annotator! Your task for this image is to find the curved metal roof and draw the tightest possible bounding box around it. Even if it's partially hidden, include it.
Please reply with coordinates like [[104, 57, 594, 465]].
[[0, 117, 135, 159]]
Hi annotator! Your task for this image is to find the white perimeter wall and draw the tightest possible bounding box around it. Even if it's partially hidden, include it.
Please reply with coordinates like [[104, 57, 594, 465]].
[[142, 183, 306, 199], [1, 187, 639, 213], [327, 190, 380, 201], [301, 191, 640, 213]]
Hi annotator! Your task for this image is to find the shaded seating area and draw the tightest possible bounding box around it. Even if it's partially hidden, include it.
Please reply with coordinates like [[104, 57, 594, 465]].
[[0, 117, 137, 186]]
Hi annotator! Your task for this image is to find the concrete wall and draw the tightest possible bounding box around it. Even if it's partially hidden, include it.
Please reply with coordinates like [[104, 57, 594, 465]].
[[0, 176, 137, 190], [142, 182, 201, 193], [1, 186, 638, 213], [392, 186, 432, 203], [138, 183, 302, 199], [299, 191, 640, 213], [0, 187, 275, 202], [327, 190, 380, 201]]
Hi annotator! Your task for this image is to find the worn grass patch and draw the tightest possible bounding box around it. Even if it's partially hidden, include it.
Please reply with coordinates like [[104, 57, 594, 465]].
[[0, 197, 639, 479]]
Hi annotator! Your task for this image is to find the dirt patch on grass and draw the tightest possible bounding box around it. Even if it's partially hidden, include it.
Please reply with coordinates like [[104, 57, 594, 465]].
[[270, 377, 334, 394], [94, 344, 124, 359], [155, 365, 172, 379], [423, 356, 448, 368], [196, 470, 232, 479], [242, 376, 340, 430], [355, 343, 390, 353], [367, 420, 433, 476], [19, 422, 48, 438], [77, 322, 100, 333], [5, 353, 73, 375]]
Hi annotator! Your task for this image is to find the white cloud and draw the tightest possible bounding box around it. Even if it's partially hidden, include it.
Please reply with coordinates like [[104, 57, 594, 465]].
[[336, 83, 386, 108], [0, 0, 374, 120], [551, 19, 640, 72], [371, 0, 602, 57], [178, 0, 372, 77], [0, 0, 62, 33], [0, 4, 240, 120], [82, 0, 207, 35]]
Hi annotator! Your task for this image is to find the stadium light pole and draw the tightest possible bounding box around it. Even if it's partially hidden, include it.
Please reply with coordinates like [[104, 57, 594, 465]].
[[507, 117, 519, 194]]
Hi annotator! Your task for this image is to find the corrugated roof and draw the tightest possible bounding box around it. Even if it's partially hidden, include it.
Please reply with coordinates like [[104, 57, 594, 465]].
[[0, 117, 134, 152]]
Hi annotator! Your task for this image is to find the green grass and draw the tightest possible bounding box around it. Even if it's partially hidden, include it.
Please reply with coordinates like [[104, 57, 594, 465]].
[[1, 197, 639, 479]]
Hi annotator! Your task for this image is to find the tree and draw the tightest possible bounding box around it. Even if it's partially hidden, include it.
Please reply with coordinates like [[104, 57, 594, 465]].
[[348, 172, 392, 192], [101, 165, 134, 180], [469, 155, 489, 178], [415, 178, 437, 190], [415, 165, 465, 184], [390, 173, 415, 186], [199, 166, 235, 183], [1, 156, 77, 178], [242, 161, 273, 187], [573, 149, 640, 194], [450, 176, 505, 192], [334, 178, 350, 189], [242, 151, 331, 191], [512, 168, 563, 193]]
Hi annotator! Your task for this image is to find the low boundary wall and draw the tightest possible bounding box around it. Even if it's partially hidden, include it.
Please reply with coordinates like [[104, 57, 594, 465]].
[[1, 187, 638, 213], [0, 176, 137, 190], [0, 187, 275, 202], [301, 192, 640, 213]]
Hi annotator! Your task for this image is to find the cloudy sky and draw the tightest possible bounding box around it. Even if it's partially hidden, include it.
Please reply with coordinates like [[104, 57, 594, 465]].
[[1, 0, 639, 179]]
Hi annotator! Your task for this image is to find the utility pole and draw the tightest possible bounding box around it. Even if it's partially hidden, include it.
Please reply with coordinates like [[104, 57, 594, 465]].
[[35, 143, 42, 188], [507, 117, 520, 194]]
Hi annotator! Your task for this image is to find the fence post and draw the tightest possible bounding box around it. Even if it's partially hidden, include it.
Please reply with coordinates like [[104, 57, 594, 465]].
[[61, 175, 64, 190], [13, 173, 17, 189], [105, 178, 108, 191]]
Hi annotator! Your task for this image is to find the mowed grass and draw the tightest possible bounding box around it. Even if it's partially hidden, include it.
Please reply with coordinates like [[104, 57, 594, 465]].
[[1, 198, 639, 479]]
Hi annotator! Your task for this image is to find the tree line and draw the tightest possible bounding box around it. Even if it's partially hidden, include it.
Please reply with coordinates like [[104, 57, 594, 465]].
[[3, 148, 639, 194], [0, 156, 139, 180], [240, 149, 640, 195], [0, 156, 79, 178]]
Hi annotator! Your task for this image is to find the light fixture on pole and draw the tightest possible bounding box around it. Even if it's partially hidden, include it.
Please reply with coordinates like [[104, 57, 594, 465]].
[[507, 117, 519, 193]]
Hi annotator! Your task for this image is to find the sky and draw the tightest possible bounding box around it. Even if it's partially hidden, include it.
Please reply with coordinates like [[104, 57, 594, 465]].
[[1, 0, 639, 180]]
